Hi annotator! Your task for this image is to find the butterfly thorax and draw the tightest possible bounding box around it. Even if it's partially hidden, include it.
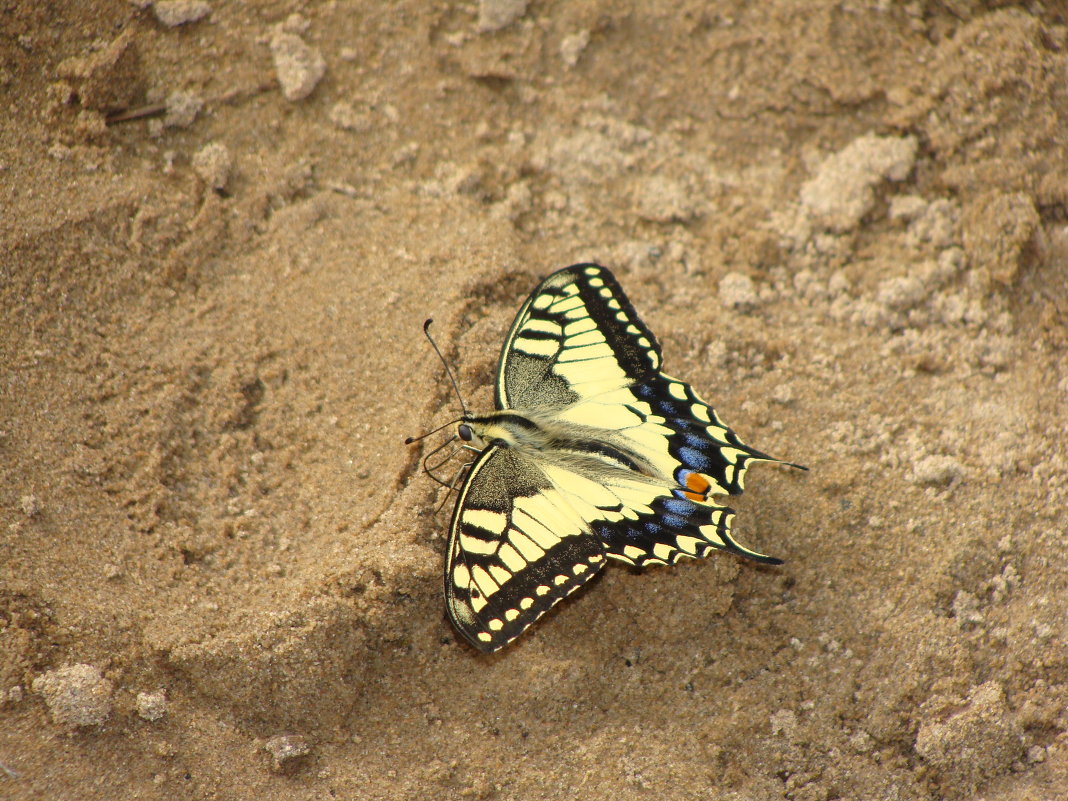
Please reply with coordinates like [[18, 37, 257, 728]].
[[460, 407, 660, 482]]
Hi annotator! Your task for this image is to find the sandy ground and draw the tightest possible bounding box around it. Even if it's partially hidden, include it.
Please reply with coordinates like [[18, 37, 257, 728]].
[[2, 1, 1068, 799]]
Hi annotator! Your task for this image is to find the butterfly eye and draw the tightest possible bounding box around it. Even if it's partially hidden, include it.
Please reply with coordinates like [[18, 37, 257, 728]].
[[458, 423, 473, 442]]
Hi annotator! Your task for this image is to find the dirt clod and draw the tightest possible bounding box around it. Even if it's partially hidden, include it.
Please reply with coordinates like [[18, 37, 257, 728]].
[[32, 665, 113, 729]]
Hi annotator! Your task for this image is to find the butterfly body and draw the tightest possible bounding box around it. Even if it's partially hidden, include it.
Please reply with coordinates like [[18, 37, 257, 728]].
[[440, 264, 789, 652]]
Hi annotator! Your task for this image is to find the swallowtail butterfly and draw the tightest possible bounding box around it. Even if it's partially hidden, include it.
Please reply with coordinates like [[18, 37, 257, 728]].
[[430, 264, 794, 652]]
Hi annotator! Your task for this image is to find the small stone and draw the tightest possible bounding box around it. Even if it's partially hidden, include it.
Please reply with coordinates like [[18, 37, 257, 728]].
[[908, 199, 959, 248], [908, 455, 964, 487], [270, 32, 326, 102], [718, 272, 760, 311], [19, 494, 40, 517], [952, 590, 984, 629], [32, 665, 113, 728], [800, 133, 918, 232], [771, 385, 794, 405], [264, 734, 311, 774], [560, 30, 590, 67], [328, 101, 372, 132], [136, 689, 168, 722], [631, 175, 703, 224], [477, 0, 528, 33], [48, 143, 72, 161], [849, 730, 874, 753], [163, 90, 203, 128], [191, 142, 231, 190], [876, 275, 927, 312], [279, 12, 310, 34], [153, 0, 211, 27], [492, 181, 532, 222], [1026, 745, 1046, 764], [888, 194, 928, 221]]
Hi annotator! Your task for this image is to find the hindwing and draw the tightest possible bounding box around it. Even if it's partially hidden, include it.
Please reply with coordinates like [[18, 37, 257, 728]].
[[444, 446, 607, 653]]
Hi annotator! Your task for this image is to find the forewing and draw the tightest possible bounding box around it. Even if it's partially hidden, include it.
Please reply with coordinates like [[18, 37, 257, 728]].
[[496, 264, 662, 410], [445, 446, 607, 653]]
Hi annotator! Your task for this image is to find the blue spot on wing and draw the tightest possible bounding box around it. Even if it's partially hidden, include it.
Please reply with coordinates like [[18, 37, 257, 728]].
[[595, 494, 714, 552], [658, 513, 688, 530], [678, 446, 710, 472], [679, 431, 708, 449], [662, 497, 695, 516]]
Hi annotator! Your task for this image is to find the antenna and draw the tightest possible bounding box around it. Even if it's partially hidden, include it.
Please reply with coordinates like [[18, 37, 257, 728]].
[[421, 318, 469, 416], [404, 418, 459, 446]]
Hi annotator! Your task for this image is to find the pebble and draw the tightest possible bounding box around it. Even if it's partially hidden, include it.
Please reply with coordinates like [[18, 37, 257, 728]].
[[32, 665, 113, 728], [477, 0, 528, 33], [270, 33, 326, 102], [153, 1, 211, 27]]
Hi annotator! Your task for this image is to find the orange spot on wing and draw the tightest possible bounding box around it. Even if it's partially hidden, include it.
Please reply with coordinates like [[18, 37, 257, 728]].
[[684, 472, 711, 501]]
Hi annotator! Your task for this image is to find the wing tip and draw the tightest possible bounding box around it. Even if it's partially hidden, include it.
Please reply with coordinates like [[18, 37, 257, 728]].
[[750, 553, 785, 566], [719, 533, 784, 566]]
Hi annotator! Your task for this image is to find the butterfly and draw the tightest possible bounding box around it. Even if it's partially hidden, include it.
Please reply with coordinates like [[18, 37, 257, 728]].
[[425, 263, 796, 652]]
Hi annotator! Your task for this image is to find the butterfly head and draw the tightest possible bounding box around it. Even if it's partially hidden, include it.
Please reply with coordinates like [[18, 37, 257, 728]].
[[457, 421, 478, 446], [457, 411, 546, 452], [456, 416, 493, 450]]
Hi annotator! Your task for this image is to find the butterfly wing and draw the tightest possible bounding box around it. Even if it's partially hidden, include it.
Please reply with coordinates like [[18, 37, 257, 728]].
[[444, 445, 608, 653], [496, 263, 662, 411], [495, 263, 781, 564]]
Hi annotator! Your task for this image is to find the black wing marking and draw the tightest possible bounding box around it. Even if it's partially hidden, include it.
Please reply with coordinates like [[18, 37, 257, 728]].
[[496, 264, 662, 411], [631, 373, 776, 497], [445, 446, 607, 653], [595, 491, 782, 567]]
